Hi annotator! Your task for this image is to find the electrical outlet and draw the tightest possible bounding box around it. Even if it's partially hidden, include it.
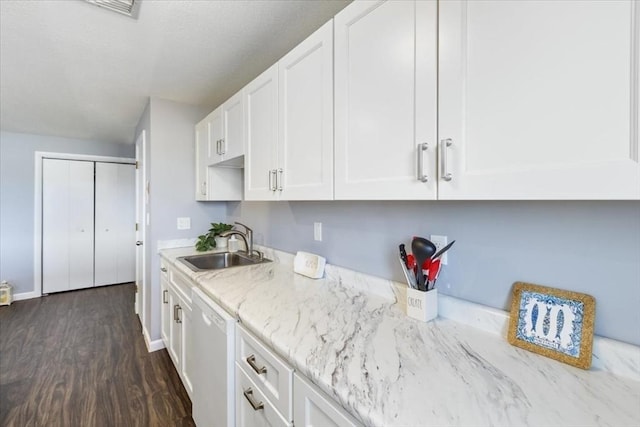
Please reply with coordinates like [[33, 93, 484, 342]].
[[314, 222, 322, 241], [177, 217, 191, 230], [430, 235, 448, 265]]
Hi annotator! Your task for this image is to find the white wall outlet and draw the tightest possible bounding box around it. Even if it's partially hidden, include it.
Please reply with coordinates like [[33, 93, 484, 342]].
[[430, 234, 448, 265], [177, 217, 191, 230], [314, 222, 322, 241]]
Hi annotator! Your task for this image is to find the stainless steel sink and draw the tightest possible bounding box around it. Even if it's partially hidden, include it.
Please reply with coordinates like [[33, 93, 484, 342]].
[[177, 252, 271, 272]]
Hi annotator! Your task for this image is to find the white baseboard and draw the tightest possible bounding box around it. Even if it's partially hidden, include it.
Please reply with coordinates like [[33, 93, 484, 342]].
[[142, 326, 165, 352], [13, 291, 40, 301]]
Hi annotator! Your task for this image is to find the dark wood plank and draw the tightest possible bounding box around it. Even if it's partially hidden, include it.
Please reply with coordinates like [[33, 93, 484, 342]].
[[0, 284, 195, 427]]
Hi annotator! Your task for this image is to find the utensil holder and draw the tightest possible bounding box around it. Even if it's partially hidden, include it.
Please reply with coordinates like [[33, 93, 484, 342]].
[[406, 288, 438, 322]]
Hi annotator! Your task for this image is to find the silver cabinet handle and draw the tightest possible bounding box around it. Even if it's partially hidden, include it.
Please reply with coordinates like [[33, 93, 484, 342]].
[[417, 143, 428, 182], [441, 138, 453, 182], [160, 267, 167, 273], [220, 138, 226, 155], [201, 181, 207, 196], [277, 168, 283, 191], [136, 241, 143, 246], [176, 305, 182, 324], [246, 354, 267, 375], [268, 169, 276, 191], [173, 304, 179, 321], [243, 387, 264, 411], [163, 290, 168, 303], [216, 139, 221, 155]]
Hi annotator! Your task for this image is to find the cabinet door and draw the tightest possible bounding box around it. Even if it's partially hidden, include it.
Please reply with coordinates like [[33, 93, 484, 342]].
[[222, 92, 245, 161], [293, 373, 361, 427], [43, 159, 94, 293], [95, 162, 119, 286], [244, 64, 279, 201], [195, 119, 209, 200], [168, 289, 181, 367], [180, 302, 194, 397], [115, 164, 135, 283], [160, 275, 170, 346], [334, 0, 438, 200], [236, 365, 291, 427], [278, 20, 334, 200], [438, 0, 640, 199]]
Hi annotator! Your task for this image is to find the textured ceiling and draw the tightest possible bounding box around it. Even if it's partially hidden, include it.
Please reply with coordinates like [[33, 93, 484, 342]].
[[0, 0, 350, 144]]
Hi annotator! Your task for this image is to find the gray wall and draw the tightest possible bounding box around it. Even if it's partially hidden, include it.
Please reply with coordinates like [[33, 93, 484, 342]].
[[135, 98, 226, 341], [227, 200, 640, 345], [0, 131, 134, 295]]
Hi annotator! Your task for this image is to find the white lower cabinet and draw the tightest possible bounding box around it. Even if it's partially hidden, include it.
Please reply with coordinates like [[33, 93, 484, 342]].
[[160, 264, 170, 345], [293, 373, 361, 427], [236, 365, 291, 427], [162, 264, 194, 397]]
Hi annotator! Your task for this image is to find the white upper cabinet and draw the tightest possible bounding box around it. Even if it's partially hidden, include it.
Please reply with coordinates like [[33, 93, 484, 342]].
[[245, 20, 334, 201], [277, 20, 334, 200], [208, 93, 244, 166], [244, 64, 279, 201], [334, 0, 438, 200], [195, 118, 209, 200], [438, 0, 640, 199]]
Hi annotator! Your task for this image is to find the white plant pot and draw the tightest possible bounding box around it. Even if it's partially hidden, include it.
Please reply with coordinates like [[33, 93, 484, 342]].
[[214, 236, 228, 249]]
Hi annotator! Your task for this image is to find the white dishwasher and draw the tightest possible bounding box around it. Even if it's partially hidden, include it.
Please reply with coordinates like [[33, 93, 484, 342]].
[[191, 287, 236, 427]]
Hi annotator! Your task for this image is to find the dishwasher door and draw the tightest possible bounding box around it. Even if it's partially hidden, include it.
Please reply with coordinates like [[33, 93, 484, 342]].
[[191, 288, 236, 427]]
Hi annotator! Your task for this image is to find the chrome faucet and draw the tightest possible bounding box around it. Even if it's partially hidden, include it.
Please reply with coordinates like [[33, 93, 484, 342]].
[[219, 222, 263, 260]]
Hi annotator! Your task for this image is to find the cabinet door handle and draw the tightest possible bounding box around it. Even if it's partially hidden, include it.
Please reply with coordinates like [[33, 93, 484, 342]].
[[176, 306, 182, 324], [201, 181, 207, 196], [246, 354, 267, 375], [173, 304, 179, 321], [160, 267, 167, 273], [268, 169, 275, 191], [242, 387, 264, 411], [216, 139, 221, 155], [163, 290, 168, 304], [277, 168, 283, 191], [417, 143, 429, 182], [220, 138, 226, 155], [441, 138, 453, 182]]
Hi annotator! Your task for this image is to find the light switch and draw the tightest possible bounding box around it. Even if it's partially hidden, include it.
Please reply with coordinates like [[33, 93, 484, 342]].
[[177, 217, 191, 230], [314, 222, 322, 241]]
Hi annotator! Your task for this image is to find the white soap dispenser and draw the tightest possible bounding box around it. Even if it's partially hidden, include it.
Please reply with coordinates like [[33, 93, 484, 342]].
[[228, 235, 240, 253]]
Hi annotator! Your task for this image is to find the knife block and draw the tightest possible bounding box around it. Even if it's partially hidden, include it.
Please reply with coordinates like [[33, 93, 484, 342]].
[[406, 288, 438, 322]]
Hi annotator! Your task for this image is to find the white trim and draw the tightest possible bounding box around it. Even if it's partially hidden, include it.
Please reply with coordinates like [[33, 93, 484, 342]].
[[33, 151, 135, 297], [13, 291, 39, 301], [143, 326, 165, 352]]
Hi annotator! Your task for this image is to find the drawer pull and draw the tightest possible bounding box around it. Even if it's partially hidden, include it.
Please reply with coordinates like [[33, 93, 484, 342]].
[[417, 142, 428, 182], [243, 387, 264, 411], [163, 290, 168, 304], [246, 354, 267, 375], [160, 267, 167, 273]]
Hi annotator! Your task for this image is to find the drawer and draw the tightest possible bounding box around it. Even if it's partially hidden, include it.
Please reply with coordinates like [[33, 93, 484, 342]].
[[294, 372, 362, 427], [236, 324, 293, 420], [236, 364, 291, 427]]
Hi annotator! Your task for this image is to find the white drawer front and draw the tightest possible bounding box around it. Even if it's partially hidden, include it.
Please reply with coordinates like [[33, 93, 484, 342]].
[[236, 364, 291, 427], [236, 324, 293, 420]]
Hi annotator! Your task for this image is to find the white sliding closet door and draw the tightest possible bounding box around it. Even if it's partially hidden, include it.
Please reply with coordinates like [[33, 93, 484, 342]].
[[95, 162, 135, 286], [42, 159, 94, 293]]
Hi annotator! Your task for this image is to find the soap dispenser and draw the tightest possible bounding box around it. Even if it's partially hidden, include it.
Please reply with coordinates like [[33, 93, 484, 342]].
[[228, 235, 240, 253]]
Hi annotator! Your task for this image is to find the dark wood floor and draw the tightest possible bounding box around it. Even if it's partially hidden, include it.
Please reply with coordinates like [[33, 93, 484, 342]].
[[0, 284, 195, 427]]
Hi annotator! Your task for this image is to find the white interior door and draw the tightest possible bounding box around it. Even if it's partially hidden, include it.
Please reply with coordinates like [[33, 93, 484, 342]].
[[95, 162, 119, 286], [135, 131, 147, 321], [42, 159, 94, 293], [117, 163, 136, 283]]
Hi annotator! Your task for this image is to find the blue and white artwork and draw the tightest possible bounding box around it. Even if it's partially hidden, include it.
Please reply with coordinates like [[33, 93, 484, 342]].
[[516, 291, 584, 358]]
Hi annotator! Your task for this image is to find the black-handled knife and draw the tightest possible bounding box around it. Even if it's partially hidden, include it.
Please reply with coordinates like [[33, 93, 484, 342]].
[[399, 244, 409, 268]]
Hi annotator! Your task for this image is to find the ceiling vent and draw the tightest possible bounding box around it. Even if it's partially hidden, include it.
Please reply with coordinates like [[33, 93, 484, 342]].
[[84, 0, 140, 19]]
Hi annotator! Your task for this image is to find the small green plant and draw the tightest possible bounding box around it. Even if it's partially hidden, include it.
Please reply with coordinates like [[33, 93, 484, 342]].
[[195, 222, 234, 252]]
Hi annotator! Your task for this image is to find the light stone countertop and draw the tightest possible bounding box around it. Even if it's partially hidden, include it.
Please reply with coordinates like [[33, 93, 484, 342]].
[[160, 246, 640, 427]]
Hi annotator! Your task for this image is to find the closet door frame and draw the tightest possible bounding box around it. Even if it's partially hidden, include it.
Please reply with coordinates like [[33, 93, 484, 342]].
[[34, 152, 134, 297]]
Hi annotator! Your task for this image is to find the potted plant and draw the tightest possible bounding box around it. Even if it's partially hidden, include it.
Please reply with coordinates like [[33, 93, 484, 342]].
[[195, 222, 234, 251]]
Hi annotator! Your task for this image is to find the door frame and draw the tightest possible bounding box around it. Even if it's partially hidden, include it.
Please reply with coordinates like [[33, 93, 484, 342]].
[[134, 130, 147, 332], [34, 152, 134, 297]]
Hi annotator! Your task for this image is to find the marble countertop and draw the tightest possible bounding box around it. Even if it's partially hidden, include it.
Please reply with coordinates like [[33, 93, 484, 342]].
[[160, 246, 640, 426]]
